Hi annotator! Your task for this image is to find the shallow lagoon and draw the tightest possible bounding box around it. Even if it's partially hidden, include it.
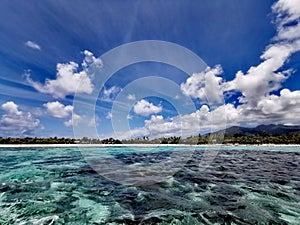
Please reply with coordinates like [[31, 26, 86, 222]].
[[0, 146, 299, 224]]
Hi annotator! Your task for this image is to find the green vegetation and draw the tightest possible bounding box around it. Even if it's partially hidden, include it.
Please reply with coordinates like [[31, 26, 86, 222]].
[[0, 137, 75, 144], [222, 132, 300, 145], [0, 131, 300, 145]]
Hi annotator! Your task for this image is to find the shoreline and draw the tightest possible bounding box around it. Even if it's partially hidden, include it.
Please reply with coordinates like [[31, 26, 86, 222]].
[[0, 143, 300, 148]]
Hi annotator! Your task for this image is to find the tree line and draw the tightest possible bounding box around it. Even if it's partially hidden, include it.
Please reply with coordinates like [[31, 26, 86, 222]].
[[0, 137, 75, 144], [223, 132, 300, 145], [0, 132, 300, 145]]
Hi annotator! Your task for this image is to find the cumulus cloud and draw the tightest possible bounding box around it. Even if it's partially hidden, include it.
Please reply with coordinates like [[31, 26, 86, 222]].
[[141, 104, 235, 138], [43, 101, 73, 118], [144, 115, 181, 137], [44, 101, 81, 127], [256, 89, 300, 124], [0, 101, 40, 136], [224, 43, 298, 105], [2, 101, 21, 115], [181, 65, 224, 104], [26, 62, 93, 98], [133, 99, 162, 116], [26, 50, 101, 98], [25, 40, 41, 50], [258, 90, 298, 115], [119, 92, 300, 139], [118, 104, 230, 139]]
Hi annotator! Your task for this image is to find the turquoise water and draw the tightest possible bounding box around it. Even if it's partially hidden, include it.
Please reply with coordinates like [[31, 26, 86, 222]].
[[0, 146, 299, 224]]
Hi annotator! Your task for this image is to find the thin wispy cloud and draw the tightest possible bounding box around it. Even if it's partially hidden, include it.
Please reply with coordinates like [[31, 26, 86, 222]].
[[25, 40, 41, 50]]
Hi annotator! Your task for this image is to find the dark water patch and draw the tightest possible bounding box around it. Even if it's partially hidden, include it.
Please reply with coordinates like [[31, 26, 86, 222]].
[[75, 164, 99, 175], [114, 151, 173, 165]]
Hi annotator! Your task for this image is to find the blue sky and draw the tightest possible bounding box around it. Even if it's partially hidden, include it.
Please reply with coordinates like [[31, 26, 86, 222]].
[[0, 0, 300, 138]]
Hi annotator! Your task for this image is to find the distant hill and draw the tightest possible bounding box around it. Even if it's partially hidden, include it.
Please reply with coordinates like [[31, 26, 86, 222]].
[[215, 124, 300, 137]]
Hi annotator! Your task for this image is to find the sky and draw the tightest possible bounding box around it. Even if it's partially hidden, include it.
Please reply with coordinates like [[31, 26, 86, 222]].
[[0, 0, 300, 138]]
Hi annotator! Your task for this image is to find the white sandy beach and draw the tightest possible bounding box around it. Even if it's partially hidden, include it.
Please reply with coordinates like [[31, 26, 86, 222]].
[[0, 143, 299, 148], [0, 143, 199, 148]]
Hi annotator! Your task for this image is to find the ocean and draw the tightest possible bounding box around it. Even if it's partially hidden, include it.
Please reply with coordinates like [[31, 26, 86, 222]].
[[0, 146, 299, 224]]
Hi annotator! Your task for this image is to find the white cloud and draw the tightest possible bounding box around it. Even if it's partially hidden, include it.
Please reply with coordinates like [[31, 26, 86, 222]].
[[143, 104, 235, 138], [257, 89, 295, 115], [88, 116, 100, 127], [43, 101, 73, 118], [178, 0, 300, 108], [64, 113, 82, 127], [127, 94, 136, 100], [25, 41, 41, 50], [116, 127, 149, 140], [1, 101, 21, 115], [276, 23, 300, 41], [82, 50, 102, 69], [222, 0, 300, 106], [133, 99, 162, 116], [256, 89, 300, 124], [26, 61, 93, 98], [100, 86, 121, 102], [127, 114, 133, 120], [0, 101, 40, 136], [106, 112, 113, 119], [44, 101, 82, 127], [26, 50, 101, 98], [117, 104, 232, 139], [272, 0, 300, 43], [144, 115, 181, 137], [224, 42, 300, 105], [180, 65, 224, 104], [272, 0, 300, 25], [117, 88, 300, 139]]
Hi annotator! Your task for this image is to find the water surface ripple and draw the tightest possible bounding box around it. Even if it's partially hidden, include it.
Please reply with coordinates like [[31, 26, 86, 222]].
[[0, 146, 299, 224]]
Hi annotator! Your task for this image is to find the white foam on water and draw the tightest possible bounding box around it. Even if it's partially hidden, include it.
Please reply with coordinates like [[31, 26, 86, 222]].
[[18, 215, 59, 225], [279, 213, 300, 225], [74, 198, 110, 223], [110, 202, 134, 221], [187, 192, 205, 202]]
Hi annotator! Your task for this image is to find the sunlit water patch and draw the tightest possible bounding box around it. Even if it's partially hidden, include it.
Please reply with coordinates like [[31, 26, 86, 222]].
[[0, 146, 299, 224]]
